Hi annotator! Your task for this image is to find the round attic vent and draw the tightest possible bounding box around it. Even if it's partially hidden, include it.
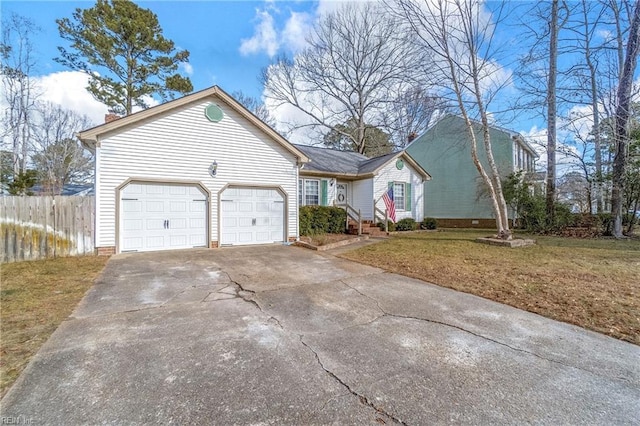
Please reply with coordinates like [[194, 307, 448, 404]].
[[205, 103, 224, 122]]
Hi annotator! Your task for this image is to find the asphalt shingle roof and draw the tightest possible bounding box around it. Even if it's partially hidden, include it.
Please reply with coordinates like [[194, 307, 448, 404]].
[[293, 144, 372, 175]]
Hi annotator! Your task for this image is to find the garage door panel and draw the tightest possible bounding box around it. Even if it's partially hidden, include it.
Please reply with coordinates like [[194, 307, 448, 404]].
[[146, 185, 164, 195], [221, 201, 236, 212], [222, 217, 237, 227], [255, 231, 270, 242], [239, 202, 253, 212], [120, 182, 208, 252], [238, 232, 253, 243], [146, 201, 164, 212], [123, 219, 143, 231], [169, 186, 187, 195], [190, 201, 206, 212], [169, 201, 187, 212], [123, 200, 142, 212], [190, 218, 206, 228], [146, 219, 165, 230], [170, 218, 186, 229], [169, 235, 187, 247], [122, 237, 143, 251], [146, 236, 165, 248], [189, 233, 206, 246]]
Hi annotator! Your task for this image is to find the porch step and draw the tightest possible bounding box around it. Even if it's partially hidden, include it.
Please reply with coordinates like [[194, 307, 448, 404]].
[[347, 221, 388, 237]]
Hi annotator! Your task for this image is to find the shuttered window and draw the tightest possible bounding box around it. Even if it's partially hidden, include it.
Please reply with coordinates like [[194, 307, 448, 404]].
[[299, 179, 320, 206], [390, 181, 412, 211], [394, 183, 405, 211]]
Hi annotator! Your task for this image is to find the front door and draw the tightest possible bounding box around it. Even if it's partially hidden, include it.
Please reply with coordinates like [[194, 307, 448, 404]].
[[336, 182, 348, 205]]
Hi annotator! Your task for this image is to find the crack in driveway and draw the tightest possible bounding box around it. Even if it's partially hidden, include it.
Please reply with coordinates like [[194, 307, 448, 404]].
[[299, 335, 406, 426], [337, 278, 635, 386]]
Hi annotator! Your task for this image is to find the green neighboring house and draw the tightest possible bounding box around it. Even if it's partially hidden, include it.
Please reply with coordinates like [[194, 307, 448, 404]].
[[406, 115, 538, 227]]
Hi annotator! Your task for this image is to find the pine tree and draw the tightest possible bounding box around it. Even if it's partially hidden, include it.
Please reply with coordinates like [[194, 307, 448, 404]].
[[56, 0, 193, 115]]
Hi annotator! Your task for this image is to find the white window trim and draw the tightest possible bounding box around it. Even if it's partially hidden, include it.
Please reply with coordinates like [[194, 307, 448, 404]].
[[299, 178, 320, 206], [393, 182, 406, 211]]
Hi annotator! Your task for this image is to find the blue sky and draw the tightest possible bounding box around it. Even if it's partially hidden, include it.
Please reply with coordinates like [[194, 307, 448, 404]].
[[2, 0, 637, 173], [1, 0, 321, 100]]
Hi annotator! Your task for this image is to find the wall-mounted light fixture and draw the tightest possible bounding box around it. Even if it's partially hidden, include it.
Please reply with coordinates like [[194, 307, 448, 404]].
[[330, 178, 335, 187], [209, 160, 218, 177]]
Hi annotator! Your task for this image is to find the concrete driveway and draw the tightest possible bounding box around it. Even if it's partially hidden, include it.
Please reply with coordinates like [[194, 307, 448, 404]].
[[2, 245, 639, 425]]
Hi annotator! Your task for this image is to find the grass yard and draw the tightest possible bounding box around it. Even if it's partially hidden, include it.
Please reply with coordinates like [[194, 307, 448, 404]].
[[0, 256, 108, 398], [341, 229, 640, 345]]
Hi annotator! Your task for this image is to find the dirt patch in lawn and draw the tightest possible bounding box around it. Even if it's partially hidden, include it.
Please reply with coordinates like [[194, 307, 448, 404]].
[[1, 256, 108, 398], [341, 229, 640, 345], [299, 233, 357, 246]]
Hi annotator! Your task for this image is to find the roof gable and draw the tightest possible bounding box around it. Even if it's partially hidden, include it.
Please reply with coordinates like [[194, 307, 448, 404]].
[[77, 86, 309, 163], [408, 114, 538, 157]]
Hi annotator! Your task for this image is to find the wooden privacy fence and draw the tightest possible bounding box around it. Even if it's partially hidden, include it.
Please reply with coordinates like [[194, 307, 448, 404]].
[[1, 196, 95, 263]]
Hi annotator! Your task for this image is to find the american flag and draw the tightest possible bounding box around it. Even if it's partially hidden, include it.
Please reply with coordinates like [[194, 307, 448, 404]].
[[382, 186, 396, 223]]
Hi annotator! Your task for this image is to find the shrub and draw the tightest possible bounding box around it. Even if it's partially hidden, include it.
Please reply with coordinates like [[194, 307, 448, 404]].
[[377, 220, 396, 232], [299, 206, 346, 236], [395, 218, 417, 231], [596, 213, 613, 236], [421, 217, 437, 230]]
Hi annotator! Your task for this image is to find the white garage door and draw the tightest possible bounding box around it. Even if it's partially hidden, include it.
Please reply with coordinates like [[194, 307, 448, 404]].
[[220, 187, 284, 246], [120, 182, 208, 252]]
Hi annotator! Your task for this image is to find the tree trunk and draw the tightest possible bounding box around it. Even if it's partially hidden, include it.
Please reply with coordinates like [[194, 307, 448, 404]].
[[612, 0, 640, 238], [582, 0, 603, 214], [546, 0, 560, 227]]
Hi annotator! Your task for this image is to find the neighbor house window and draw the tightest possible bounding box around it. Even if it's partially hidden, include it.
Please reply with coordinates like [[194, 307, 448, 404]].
[[299, 179, 320, 206], [394, 183, 405, 211]]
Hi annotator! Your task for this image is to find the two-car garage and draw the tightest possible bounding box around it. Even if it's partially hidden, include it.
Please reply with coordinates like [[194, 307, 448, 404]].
[[79, 86, 308, 255], [119, 181, 286, 252]]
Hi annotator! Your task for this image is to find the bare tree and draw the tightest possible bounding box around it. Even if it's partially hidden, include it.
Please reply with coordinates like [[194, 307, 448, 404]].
[[546, 0, 565, 226], [383, 87, 447, 149], [31, 102, 94, 195], [0, 13, 39, 175], [391, 0, 514, 239], [232, 90, 276, 128], [262, 3, 417, 154], [611, 0, 640, 238]]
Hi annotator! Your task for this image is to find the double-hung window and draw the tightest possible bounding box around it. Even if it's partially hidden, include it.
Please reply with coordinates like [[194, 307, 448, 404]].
[[394, 183, 405, 211], [299, 179, 320, 206]]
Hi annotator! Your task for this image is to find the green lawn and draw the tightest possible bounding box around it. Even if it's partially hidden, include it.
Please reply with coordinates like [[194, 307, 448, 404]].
[[341, 229, 640, 345]]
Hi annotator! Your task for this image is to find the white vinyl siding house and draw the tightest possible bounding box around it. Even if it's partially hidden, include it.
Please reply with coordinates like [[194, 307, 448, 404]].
[[373, 159, 424, 222], [294, 144, 429, 223], [80, 86, 308, 254]]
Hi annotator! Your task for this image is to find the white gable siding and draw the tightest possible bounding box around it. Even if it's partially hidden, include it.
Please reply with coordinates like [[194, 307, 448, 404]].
[[351, 178, 374, 220], [373, 160, 424, 222], [96, 98, 298, 248]]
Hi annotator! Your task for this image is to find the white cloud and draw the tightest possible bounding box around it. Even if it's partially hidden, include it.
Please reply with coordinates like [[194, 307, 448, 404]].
[[181, 62, 194, 76], [33, 71, 160, 125], [240, 9, 280, 57], [282, 12, 313, 53], [34, 71, 108, 126], [521, 125, 582, 176]]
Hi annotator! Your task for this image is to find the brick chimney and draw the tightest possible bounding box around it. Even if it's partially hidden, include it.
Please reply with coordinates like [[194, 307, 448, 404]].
[[105, 113, 120, 123]]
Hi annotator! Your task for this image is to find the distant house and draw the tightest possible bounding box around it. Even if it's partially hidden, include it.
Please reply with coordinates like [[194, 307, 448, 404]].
[[406, 115, 538, 227], [30, 183, 94, 196], [295, 144, 430, 223]]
